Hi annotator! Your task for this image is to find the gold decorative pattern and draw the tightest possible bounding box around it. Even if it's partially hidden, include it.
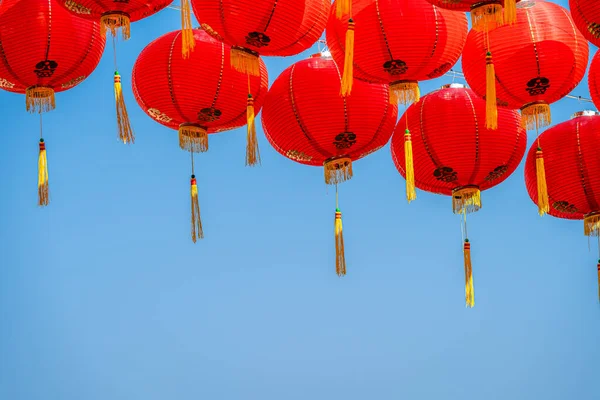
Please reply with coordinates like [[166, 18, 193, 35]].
[[148, 108, 172, 123], [64, 0, 91, 15], [286, 150, 313, 162], [0, 78, 15, 89], [60, 76, 85, 89]]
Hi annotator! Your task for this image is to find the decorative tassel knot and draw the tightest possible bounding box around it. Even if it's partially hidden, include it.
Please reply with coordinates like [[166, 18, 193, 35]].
[[38, 138, 49, 207], [389, 81, 420, 105], [340, 18, 355, 97], [463, 239, 475, 308], [180, 0, 196, 59], [452, 186, 482, 214], [404, 129, 416, 203], [246, 94, 261, 167], [179, 124, 208, 153], [324, 157, 353, 185], [485, 51, 498, 130], [26, 86, 56, 113], [536, 148, 549, 216], [190, 174, 204, 243], [334, 207, 346, 277], [114, 71, 135, 144]]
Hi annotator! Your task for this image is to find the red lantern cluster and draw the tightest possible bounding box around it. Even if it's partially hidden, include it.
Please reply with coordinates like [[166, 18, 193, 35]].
[[588, 48, 600, 110], [570, 0, 600, 47]]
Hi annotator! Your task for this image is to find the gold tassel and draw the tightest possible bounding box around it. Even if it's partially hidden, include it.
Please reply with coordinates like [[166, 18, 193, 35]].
[[190, 175, 204, 243], [471, 3, 504, 31], [485, 52, 498, 130], [503, 0, 517, 26], [335, 0, 351, 19], [340, 19, 355, 97], [114, 72, 135, 144], [180, 0, 195, 59], [335, 208, 346, 277], [100, 13, 131, 40], [452, 186, 482, 214], [231, 47, 260, 76], [246, 94, 261, 166], [389, 81, 420, 106], [324, 157, 353, 185], [179, 124, 208, 153], [521, 102, 551, 131], [536, 148, 549, 216], [464, 239, 475, 308], [584, 213, 600, 237], [404, 129, 416, 203], [26, 87, 55, 113], [38, 139, 49, 207]]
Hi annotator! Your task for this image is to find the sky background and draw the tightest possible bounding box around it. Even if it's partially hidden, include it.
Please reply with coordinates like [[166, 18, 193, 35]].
[[1, 1, 600, 399]]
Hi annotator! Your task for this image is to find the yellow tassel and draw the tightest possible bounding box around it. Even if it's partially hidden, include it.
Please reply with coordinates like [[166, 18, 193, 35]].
[[452, 186, 482, 214], [335, 208, 346, 277], [246, 94, 261, 166], [521, 102, 551, 131], [335, 0, 351, 19], [26, 87, 55, 113], [230, 47, 260, 76], [324, 157, 353, 185], [464, 239, 475, 308], [114, 72, 135, 144], [190, 175, 204, 243], [404, 129, 416, 203], [180, 0, 195, 59], [38, 139, 49, 207], [100, 13, 131, 40], [389, 81, 420, 106], [179, 124, 208, 153], [536, 148, 549, 216], [340, 19, 355, 97], [503, 0, 517, 26], [584, 213, 600, 237], [471, 3, 504, 31], [485, 52, 498, 130]]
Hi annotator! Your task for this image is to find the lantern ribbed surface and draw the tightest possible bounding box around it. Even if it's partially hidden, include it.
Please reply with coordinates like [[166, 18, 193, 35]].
[[570, 0, 600, 47], [425, 0, 518, 12], [462, 0, 588, 111], [132, 29, 268, 133], [261, 55, 398, 167], [524, 113, 600, 220], [588, 51, 600, 110], [58, 0, 172, 23], [190, 0, 330, 57], [326, 0, 468, 85], [391, 85, 526, 195], [0, 0, 105, 96]]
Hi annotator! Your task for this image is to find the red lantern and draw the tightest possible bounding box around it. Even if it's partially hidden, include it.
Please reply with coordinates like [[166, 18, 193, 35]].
[[326, 0, 468, 103], [0, 0, 105, 206], [261, 53, 398, 276], [424, 1, 519, 30], [524, 111, 600, 300], [191, 0, 330, 76], [132, 29, 268, 242], [570, 0, 600, 47], [588, 49, 600, 110], [390, 84, 526, 307]]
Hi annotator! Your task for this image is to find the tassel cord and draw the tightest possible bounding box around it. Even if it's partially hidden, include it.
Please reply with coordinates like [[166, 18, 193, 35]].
[[334, 184, 347, 277]]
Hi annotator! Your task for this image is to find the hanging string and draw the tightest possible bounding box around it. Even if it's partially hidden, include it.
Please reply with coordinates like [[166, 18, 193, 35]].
[[112, 34, 118, 71]]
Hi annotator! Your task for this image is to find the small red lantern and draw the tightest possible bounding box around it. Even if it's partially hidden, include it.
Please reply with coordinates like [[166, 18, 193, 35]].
[[390, 84, 526, 307], [132, 29, 268, 242], [424, 0, 519, 30], [570, 0, 600, 47], [0, 0, 105, 206], [261, 53, 398, 276], [524, 111, 600, 301], [588, 49, 600, 110]]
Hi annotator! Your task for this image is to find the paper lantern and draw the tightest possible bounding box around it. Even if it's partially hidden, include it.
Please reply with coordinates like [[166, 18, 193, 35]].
[[0, 0, 105, 206], [391, 84, 526, 307], [261, 53, 398, 276], [424, 0, 519, 30], [524, 111, 600, 300], [570, 0, 600, 47], [588, 50, 600, 110], [326, 0, 468, 104]]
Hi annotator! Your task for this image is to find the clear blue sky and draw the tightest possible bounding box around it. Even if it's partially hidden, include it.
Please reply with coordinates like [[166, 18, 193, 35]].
[[1, 1, 599, 399]]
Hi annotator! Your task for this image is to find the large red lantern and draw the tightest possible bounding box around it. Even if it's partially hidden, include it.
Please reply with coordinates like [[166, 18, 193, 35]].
[[191, 0, 330, 76], [524, 111, 600, 300], [261, 53, 398, 276], [588, 50, 600, 110], [132, 29, 268, 243], [570, 0, 600, 47], [424, 1, 519, 30], [326, 0, 468, 104], [0, 0, 105, 206], [391, 84, 526, 307]]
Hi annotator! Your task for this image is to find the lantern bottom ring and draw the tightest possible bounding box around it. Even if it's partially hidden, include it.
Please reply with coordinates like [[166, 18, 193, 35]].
[[584, 212, 600, 237], [389, 80, 420, 106], [452, 185, 482, 215], [521, 101, 551, 131], [25, 86, 55, 113], [324, 156, 353, 186], [179, 123, 209, 154], [100, 12, 131, 40]]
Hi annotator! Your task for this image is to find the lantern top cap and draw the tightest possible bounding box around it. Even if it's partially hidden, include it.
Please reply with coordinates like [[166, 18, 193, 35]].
[[571, 110, 600, 119], [310, 51, 332, 59], [441, 83, 465, 89]]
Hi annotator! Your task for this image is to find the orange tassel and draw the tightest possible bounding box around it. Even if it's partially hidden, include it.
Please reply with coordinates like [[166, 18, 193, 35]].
[[180, 0, 195, 59], [190, 175, 204, 243], [246, 94, 261, 166], [485, 52, 498, 130], [464, 239, 475, 308], [38, 139, 49, 207], [340, 19, 355, 97], [536, 148, 549, 216], [335, 208, 346, 277]]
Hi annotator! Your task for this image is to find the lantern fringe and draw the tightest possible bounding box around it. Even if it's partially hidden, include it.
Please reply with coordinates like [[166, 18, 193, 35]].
[[340, 19, 355, 97], [324, 157, 353, 185], [404, 129, 416, 203], [179, 124, 208, 153], [584, 213, 600, 237], [464, 239, 475, 308], [485, 52, 498, 130], [452, 186, 481, 214], [100, 13, 131, 40], [38, 139, 49, 207], [190, 175, 204, 243], [536, 148, 549, 216], [114, 72, 134, 144], [390, 81, 420, 105], [503, 0, 517, 26], [521, 102, 551, 131], [180, 0, 195, 59], [471, 3, 503, 32], [231, 47, 260, 77], [246, 94, 261, 166], [335, 0, 351, 19], [26, 87, 55, 113], [335, 208, 346, 277]]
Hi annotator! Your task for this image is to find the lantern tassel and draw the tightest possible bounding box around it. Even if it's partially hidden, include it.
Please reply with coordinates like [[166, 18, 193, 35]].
[[100, 13, 131, 40], [584, 213, 600, 237], [536, 148, 549, 216], [180, 0, 195, 59], [452, 186, 482, 214], [38, 138, 49, 207], [246, 94, 261, 166], [340, 19, 355, 97], [114, 72, 135, 144], [504, 0, 517, 26], [179, 124, 208, 153], [471, 3, 503, 31], [334, 185, 347, 277], [485, 52, 498, 130], [404, 129, 416, 203], [464, 239, 475, 308], [390, 81, 420, 105], [324, 157, 353, 185], [335, 0, 351, 19], [521, 103, 551, 131], [231, 47, 260, 77], [26, 87, 55, 113], [190, 175, 204, 243]]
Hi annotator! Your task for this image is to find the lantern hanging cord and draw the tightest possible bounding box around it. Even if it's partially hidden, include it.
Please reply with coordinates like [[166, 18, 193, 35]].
[[112, 35, 118, 71], [190, 149, 195, 175], [461, 208, 469, 242], [335, 184, 339, 209], [39, 111, 43, 139]]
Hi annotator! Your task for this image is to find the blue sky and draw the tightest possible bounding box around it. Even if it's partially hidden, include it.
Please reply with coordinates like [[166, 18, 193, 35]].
[[1, 1, 599, 399]]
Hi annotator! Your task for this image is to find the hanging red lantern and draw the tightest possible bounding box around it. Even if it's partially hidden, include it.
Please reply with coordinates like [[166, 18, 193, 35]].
[[588, 50, 600, 110], [261, 53, 398, 276], [0, 0, 105, 206], [326, 0, 468, 103], [132, 29, 268, 242], [390, 84, 526, 307], [570, 0, 600, 47], [424, 1, 519, 30], [524, 111, 600, 301], [190, 0, 330, 76]]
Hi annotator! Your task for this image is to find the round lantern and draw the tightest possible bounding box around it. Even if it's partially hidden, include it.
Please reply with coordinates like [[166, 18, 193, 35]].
[[261, 53, 398, 276], [326, 0, 468, 104], [391, 83, 526, 307], [190, 0, 330, 76], [132, 29, 268, 243], [524, 111, 600, 300], [424, 1, 519, 30], [0, 0, 105, 207], [588, 50, 600, 110], [570, 0, 600, 47]]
